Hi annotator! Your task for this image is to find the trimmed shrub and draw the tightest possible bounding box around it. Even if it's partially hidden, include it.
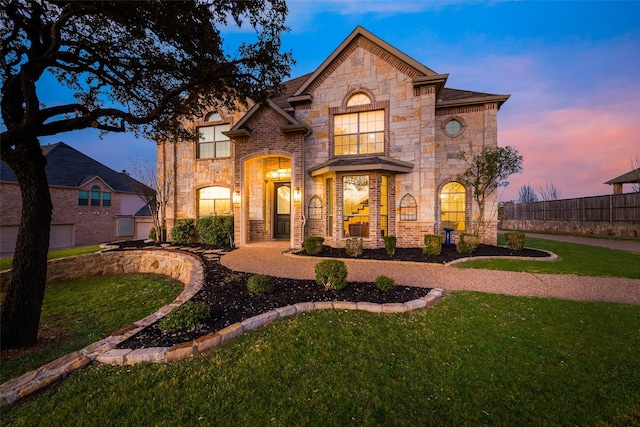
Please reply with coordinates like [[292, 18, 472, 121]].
[[458, 233, 479, 254], [383, 235, 397, 256], [423, 234, 443, 256], [149, 226, 166, 242], [247, 274, 273, 295], [314, 259, 348, 291], [158, 301, 210, 332], [375, 275, 395, 292], [170, 218, 195, 244], [304, 236, 325, 255], [345, 238, 363, 258], [197, 215, 234, 247], [505, 231, 526, 251]]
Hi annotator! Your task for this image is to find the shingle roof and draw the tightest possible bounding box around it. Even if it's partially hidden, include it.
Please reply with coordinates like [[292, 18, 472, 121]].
[[0, 142, 150, 194], [605, 168, 640, 185]]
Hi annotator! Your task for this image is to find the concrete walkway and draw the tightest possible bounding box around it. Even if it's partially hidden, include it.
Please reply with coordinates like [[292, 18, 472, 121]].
[[221, 241, 640, 305]]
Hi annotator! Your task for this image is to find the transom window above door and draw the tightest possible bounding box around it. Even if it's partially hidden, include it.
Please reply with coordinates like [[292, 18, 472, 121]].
[[334, 110, 384, 156]]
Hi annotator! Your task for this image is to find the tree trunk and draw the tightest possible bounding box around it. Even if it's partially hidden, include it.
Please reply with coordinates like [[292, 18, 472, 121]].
[[0, 136, 52, 349]]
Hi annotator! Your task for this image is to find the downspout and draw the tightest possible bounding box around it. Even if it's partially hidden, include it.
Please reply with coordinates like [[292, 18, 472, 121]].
[[299, 129, 311, 248]]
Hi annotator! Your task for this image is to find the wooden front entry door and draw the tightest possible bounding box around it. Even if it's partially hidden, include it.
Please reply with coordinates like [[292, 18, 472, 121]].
[[274, 183, 291, 239]]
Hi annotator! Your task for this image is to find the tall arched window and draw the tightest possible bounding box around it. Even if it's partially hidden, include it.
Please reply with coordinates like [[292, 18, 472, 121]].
[[441, 182, 466, 231]]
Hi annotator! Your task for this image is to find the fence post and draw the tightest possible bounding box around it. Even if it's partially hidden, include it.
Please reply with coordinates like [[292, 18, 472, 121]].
[[610, 194, 613, 223]]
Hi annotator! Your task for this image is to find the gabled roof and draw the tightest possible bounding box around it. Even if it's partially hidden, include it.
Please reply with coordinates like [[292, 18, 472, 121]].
[[226, 99, 311, 137], [291, 26, 443, 100], [605, 168, 640, 185], [0, 142, 150, 194]]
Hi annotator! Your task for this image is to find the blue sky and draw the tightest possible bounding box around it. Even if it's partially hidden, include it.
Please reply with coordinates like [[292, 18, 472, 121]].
[[35, 0, 640, 200]]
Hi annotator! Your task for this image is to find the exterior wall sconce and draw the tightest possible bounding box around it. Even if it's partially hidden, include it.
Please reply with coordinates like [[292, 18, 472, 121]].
[[232, 191, 241, 205], [293, 188, 302, 203]]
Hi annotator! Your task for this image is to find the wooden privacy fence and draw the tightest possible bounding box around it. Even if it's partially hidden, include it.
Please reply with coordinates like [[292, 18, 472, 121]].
[[504, 193, 640, 222]]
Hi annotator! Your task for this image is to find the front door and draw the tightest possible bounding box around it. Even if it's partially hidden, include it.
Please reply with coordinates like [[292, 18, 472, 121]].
[[274, 183, 291, 239]]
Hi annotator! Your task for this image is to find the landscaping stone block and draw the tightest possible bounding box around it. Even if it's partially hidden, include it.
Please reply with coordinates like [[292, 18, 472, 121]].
[[404, 299, 428, 310], [381, 303, 408, 313], [293, 302, 315, 313], [313, 301, 334, 310], [356, 302, 382, 313], [0, 390, 19, 407], [241, 311, 279, 331], [125, 348, 169, 365], [166, 341, 196, 362], [96, 349, 133, 365], [333, 301, 357, 310], [275, 305, 297, 318], [18, 371, 64, 399], [218, 323, 244, 344], [195, 332, 221, 353]]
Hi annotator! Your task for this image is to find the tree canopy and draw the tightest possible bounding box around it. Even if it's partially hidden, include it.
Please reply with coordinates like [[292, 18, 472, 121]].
[[0, 0, 293, 348]]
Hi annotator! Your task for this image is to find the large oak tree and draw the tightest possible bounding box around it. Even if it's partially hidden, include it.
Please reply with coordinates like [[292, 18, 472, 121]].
[[0, 0, 292, 348]]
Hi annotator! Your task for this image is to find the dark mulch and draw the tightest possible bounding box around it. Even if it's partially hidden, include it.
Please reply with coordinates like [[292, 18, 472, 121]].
[[295, 243, 550, 264], [114, 241, 550, 349]]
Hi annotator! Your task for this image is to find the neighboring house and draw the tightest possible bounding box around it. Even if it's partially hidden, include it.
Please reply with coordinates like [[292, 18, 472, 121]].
[[0, 142, 152, 253], [605, 168, 640, 194], [158, 26, 510, 249]]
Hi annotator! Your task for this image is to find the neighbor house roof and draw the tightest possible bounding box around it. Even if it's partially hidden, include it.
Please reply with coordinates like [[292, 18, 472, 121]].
[[0, 142, 150, 194], [605, 168, 640, 185]]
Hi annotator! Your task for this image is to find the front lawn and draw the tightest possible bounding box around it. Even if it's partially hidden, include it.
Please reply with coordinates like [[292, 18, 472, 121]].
[[458, 235, 640, 278], [0, 274, 183, 383], [0, 245, 103, 271], [3, 292, 639, 426]]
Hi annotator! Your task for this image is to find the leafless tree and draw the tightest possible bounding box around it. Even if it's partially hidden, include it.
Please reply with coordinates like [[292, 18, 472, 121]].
[[129, 158, 174, 243], [631, 154, 640, 193], [538, 181, 561, 201]]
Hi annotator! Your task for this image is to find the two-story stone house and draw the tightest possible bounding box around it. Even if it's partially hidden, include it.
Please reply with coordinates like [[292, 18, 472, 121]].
[[158, 26, 509, 249]]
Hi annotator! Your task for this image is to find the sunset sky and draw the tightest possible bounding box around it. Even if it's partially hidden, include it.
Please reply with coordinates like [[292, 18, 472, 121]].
[[33, 1, 640, 201]]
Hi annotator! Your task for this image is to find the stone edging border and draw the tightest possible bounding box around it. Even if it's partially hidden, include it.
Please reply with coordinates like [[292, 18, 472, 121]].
[[0, 248, 444, 407]]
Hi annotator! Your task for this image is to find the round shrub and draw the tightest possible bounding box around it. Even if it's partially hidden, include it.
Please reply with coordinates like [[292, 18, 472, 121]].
[[303, 236, 325, 255], [374, 275, 395, 292], [314, 259, 348, 291], [197, 215, 234, 247], [171, 218, 195, 244], [158, 301, 210, 332], [383, 235, 396, 256], [423, 234, 443, 256], [457, 233, 479, 254], [345, 238, 363, 257], [247, 274, 273, 295], [505, 231, 526, 251]]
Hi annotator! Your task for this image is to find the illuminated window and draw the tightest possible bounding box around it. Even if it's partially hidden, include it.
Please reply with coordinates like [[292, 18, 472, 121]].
[[198, 186, 231, 216], [347, 93, 371, 107], [334, 110, 384, 156], [380, 176, 388, 236], [441, 182, 466, 231], [197, 124, 230, 159], [343, 175, 369, 238]]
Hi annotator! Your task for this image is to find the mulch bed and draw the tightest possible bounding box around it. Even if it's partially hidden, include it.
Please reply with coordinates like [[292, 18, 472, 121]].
[[115, 241, 550, 349]]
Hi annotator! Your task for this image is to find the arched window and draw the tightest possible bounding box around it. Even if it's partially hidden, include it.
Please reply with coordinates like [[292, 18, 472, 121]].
[[441, 182, 466, 231], [204, 111, 222, 122], [198, 186, 231, 216], [308, 195, 323, 220], [399, 194, 417, 221], [347, 93, 371, 107]]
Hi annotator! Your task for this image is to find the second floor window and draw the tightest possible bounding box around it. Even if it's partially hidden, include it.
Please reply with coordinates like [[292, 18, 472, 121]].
[[198, 124, 230, 159], [334, 110, 384, 156]]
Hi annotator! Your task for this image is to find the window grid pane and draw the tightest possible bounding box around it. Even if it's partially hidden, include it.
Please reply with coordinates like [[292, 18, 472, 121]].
[[334, 111, 384, 156], [198, 125, 231, 159], [441, 183, 466, 231]]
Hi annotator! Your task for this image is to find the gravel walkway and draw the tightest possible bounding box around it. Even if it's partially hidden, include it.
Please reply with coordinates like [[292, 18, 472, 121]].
[[221, 242, 640, 305]]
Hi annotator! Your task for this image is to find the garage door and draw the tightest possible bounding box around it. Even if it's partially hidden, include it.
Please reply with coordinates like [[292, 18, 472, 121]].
[[49, 225, 74, 249], [135, 221, 154, 240]]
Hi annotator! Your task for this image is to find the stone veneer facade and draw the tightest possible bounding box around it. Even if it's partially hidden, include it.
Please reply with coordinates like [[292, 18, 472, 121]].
[[158, 27, 508, 249]]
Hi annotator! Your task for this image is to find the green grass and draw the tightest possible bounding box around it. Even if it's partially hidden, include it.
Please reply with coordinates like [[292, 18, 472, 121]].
[[458, 235, 640, 278], [0, 274, 183, 383], [0, 246, 102, 271], [2, 292, 639, 426]]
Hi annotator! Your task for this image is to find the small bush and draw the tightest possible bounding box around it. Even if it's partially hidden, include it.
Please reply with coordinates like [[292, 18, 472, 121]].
[[304, 236, 325, 255], [314, 259, 348, 291], [171, 218, 195, 244], [423, 234, 443, 256], [374, 275, 395, 292], [197, 215, 234, 247], [158, 301, 210, 332], [505, 231, 526, 251], [247, 274, 273, 295], [149, 226, 166, 242], [383, 235, 397, 256], [458, 233, 479, 254], [345, 238, 363, 258]]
